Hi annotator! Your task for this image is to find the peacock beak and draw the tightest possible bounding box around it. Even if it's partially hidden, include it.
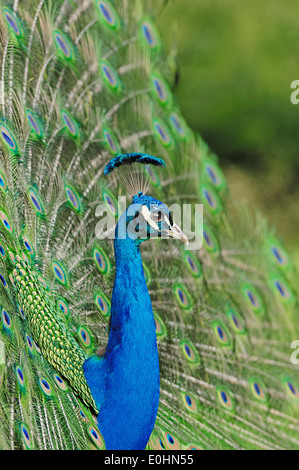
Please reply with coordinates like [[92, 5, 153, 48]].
[[167, 222, 189, 245]]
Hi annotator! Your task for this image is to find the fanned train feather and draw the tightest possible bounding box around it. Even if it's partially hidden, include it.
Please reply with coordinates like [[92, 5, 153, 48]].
[[0, 0, 298, 450]]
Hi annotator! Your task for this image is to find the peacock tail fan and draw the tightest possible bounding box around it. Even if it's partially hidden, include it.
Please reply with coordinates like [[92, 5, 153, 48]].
[[0, 0, 297, 450]]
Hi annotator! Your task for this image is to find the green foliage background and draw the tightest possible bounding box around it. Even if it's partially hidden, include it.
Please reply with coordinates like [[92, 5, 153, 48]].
[[157, 0, 299, 267]]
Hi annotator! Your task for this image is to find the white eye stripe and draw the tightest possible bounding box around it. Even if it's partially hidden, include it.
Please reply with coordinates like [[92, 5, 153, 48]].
[[140, 206, 171, 230], [140, 206, 159, 230]]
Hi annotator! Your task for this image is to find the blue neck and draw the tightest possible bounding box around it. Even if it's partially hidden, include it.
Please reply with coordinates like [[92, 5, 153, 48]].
[[107, 236, 154, 353], [84, 226, 160, 450]]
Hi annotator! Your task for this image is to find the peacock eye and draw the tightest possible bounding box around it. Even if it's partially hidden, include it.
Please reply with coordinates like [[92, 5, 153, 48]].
[[151, 211, 162, 223]]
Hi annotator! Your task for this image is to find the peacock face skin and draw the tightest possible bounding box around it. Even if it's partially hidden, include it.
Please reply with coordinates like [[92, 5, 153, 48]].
[[116, 193, 188, 245]]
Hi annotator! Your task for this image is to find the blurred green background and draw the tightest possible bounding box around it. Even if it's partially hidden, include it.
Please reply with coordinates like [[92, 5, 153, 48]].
[[157, 0, 299, 267]]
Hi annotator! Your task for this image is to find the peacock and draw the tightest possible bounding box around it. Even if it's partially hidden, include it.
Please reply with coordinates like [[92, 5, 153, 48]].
[[0, 0, 298, 451]]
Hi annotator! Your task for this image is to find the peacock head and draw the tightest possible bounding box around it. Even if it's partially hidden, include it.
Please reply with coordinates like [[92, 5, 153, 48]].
[[115, 192, 188, 245], [105, 152, 188, 246]]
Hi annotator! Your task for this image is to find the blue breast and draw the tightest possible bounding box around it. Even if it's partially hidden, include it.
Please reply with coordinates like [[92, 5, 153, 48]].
[[84, 233, 160, 450]]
